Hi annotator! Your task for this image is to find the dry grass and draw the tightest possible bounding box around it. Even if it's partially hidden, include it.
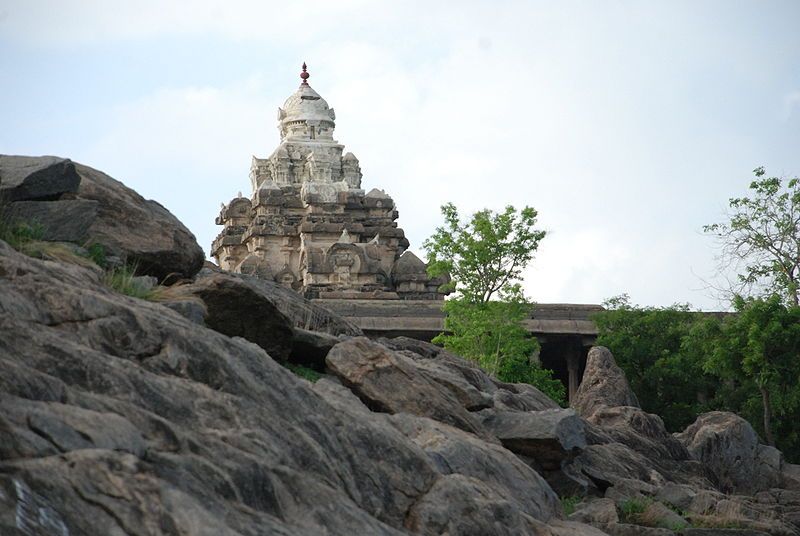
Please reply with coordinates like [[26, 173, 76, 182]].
[[146, 282, 205, 307], [687, 512, 784, 534], [687, 514, 746, 530], [19, 240, 99, 269]]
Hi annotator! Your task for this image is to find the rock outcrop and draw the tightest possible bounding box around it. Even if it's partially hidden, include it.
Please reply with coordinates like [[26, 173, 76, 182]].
[[4, 160, 800, 535], [572, 346, 640, 418], [0, 240, 564, 535], [1, 155, 204, 279], [156, 269, 362, 363], [676, 411, 784, 494], [0, 155, 81, 201]]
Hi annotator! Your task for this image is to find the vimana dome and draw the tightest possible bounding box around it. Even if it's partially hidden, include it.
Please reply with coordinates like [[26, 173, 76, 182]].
[[212, 63, 449, 300]]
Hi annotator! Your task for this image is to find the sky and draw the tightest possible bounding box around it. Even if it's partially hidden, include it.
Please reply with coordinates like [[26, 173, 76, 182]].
[[1, 1, 799, 309]]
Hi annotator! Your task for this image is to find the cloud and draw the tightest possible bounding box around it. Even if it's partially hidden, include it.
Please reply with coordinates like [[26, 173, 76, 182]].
[[784, 91, 800, 121], [3, 1, 798, 309], [0, 0, 377, 46]]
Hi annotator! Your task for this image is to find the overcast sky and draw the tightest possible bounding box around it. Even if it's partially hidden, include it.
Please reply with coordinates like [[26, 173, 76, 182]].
[[2, 1, 799, 309]]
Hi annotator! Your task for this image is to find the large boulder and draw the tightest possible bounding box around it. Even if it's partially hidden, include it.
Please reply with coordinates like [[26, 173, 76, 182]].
[[326, 337, 489, 438], [574, 442, 667, 490], [572, 346, 639, 418], [569, 347, 715, 495], [1, 156, 204, 280], [403, 474, 550, 535], [586, 405, 690, 461], [569, 498, 619, 525], [478, 408, 586, 470], [390, 414, 560, 522], [379, 336, 559, 413], [155, 270, 361, 363], [676, 411, 783, 494], [0, 155, 81, 201]]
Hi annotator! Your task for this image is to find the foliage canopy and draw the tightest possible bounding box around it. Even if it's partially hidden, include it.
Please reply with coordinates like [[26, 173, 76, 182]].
[[704, 167, 800, 306], [594, 294, 800, 461], [424, 203, 564, 404], [424, 202, 546, 304]]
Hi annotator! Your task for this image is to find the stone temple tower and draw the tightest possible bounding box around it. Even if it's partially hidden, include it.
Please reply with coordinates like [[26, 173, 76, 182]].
[[212, 64, 448, 301]]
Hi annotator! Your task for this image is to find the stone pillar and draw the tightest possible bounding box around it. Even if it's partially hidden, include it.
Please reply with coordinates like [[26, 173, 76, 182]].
[[566, 343, 581, 403]]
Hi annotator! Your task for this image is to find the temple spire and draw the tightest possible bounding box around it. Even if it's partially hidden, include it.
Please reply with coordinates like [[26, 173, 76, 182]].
[[300, 62, 310, 86]]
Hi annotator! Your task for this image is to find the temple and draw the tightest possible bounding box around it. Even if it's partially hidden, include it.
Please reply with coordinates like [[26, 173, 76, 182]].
[[211, 64, 605, 401], [211, 64, 449, 301]]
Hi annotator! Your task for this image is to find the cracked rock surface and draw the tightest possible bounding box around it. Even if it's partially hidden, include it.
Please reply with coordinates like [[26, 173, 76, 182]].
[[4, 162, 800, 535], [0, 241, 562, 535]]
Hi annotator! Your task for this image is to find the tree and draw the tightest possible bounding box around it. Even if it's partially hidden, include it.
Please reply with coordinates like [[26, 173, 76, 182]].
[[424, 203, 546, 304], [703, 295, 800, 448], [433, 290, 566, 403], [704, 167, 800, 306], [595, 293, 800, 460], [423, 203, 564, 404], [593, 295, 717, 431]]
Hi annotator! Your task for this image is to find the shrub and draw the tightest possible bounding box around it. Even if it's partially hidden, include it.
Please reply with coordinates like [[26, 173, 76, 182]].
[[86, 243, 108, 268]]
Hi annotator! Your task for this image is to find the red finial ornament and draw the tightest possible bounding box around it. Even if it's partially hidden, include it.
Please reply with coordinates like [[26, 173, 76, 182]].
[[300, 62, 310, 86]]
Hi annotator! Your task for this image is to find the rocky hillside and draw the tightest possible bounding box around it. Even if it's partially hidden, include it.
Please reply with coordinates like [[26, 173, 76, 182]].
[[2, 156, 800, 536]]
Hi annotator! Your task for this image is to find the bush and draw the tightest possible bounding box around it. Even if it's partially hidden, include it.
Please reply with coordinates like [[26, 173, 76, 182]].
[[434, 297, 565, 405], [86, 243, 108, 268]]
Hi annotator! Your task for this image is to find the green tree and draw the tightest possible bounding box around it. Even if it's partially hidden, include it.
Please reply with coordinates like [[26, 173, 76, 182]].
[[595, 294, 800, 460], [704, 295, 800, 449], [593, 295, 717, 431], [435, 293, 565, 403], [424, 203, 546, 304], [423, 203, 564, 404], [704, 167, 800, 306]]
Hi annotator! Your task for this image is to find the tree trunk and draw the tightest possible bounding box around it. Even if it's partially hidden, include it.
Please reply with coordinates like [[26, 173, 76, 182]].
[[493, 335, 502, 376], [788, 272, 799, 307], [759, 384, 775, 446]]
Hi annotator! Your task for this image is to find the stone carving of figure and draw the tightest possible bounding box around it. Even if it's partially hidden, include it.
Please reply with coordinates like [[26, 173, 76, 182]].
[[332, 250, 355, 287]]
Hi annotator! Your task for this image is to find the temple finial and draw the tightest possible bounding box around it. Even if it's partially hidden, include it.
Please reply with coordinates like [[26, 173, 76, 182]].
[[300, 62, 310, 86]]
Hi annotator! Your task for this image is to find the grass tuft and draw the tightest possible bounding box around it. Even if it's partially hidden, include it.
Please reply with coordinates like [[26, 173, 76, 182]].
[[283, 363, 323, 382], [20, 240, 99, 268], [561, 496, 582, 517], [619, 497, 651, 523], [0, 219, 44, 249], [103, 264, 154, 299], [666, 520, 688, 533], [688, 514, 745, 530]]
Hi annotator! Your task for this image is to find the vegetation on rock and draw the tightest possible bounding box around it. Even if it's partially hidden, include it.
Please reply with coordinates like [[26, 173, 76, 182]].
[[0, 218, 44, 250], [619, 497, 650, 523], [103, 263, 156, 300], [560, 495, 582, 516]]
